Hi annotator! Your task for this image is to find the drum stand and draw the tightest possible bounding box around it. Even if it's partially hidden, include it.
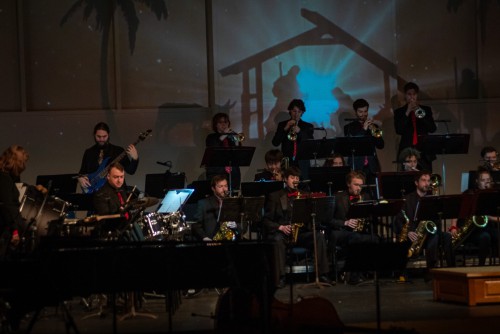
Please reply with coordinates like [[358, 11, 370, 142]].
[[118, 292, 157, 321], [81, 294, 108, 320]]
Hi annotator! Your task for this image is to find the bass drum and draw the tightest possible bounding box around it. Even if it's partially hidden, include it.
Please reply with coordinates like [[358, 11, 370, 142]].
[[19, 186, 69, 239]]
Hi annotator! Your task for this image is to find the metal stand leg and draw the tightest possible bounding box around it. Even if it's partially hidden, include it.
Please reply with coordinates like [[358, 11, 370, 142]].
[[118, 292, 158, 321]]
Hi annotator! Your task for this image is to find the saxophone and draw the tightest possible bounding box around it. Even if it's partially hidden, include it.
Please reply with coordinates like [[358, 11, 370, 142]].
[[451, 215, 488, 250], [213, 221, 238, 241], [351, 194, 366, 232], [398, 210, 410, 243], [407, 220, 437, 258], [290, 223, 304, 244]]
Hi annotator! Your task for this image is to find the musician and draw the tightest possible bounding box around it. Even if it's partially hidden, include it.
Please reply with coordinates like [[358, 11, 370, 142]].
[[323, 153, 346, 167], [205, 113, 241, 191], [344, 99, 384, 184], [394, 82, 437, 172], [394, 171, 454, 280], [254, 149, 284, 181], [329, 170, 378, 285], [448, 169, 498, 266], [92, 162, 143, 241], [262, 166, 332, 288], [398, 147, 421, 172], [78, 122, 139, 193], [191, 174, 240, 242], [479, 146, 499, 172], [0, 145, 27, 258], [271, 99, 314, 178]]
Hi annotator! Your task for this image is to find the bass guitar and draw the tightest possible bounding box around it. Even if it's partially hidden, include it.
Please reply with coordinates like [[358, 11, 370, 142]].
[[81, 129, 152, 194]]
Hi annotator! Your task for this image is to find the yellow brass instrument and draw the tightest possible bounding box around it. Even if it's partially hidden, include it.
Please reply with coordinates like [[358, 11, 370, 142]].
[[407, 220, 437, 258], [429, 174, 442, 195], [287, 120, 298, 141], [228, 129, 245, 143], [290, 222, 304, 244], [398, 210, 410, 243], [414, 106, 426, 119], [451, 215, 489, 250], [213, 221, 238, 241], [350, 194, 366, 232], [368, 122, 383, 138]]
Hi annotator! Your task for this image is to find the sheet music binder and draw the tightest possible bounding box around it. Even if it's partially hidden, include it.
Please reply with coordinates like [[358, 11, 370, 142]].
[[417, 134, 470, 155]]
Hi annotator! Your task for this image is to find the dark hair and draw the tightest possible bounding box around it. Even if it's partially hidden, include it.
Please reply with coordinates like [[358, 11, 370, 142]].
[[211, 113, 230, 132], [93, 122, 110, 135], [404, 82, 419, 93], [415, 170, 432, 182], [398, 147, 421, 162], [324, 153, 345, 167], [287, 99, 306, 113], [352, 98, 369, 111], [264, 149, 283, 164], [480, 146, 497, 158], [211, 174, 228, 188], [346, 170, 365, 184], [284, 166, 301, 178]]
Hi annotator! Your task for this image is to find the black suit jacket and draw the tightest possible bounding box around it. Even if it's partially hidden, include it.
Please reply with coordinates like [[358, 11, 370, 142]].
[[271, 119, 314, 162], [343, 121, 384, 174], [192, 195, 220, 240]]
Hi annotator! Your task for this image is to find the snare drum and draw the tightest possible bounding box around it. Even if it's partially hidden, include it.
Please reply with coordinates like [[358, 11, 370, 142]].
[[142, 212, 166, 239]]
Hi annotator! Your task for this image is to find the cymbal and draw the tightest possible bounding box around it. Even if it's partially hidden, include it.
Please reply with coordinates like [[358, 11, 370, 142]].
[[130, 197, 159, 209]]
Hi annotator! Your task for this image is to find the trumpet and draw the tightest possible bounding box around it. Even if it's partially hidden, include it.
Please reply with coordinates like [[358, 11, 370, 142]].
[[414, 106, 426, 119], [287, 121, 297, 141], [368, 123, 383, 138], [227, 129, 245, 143]]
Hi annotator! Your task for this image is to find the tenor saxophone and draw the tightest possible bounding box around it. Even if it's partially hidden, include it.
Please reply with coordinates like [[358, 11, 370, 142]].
[[290, 223, 304, 244], [398, 210, 410, 243]]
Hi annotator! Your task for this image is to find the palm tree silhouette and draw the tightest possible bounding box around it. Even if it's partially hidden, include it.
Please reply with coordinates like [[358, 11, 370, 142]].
[[60, 0, 168, 109]]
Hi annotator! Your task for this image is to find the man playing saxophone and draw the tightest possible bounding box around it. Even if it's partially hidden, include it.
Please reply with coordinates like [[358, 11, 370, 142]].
[[329, 170, 378, 285], [262, 166, 332, 288], [448, 168, 498, 266], [394, 171, 454, 281], [344, 98, 384, 185]]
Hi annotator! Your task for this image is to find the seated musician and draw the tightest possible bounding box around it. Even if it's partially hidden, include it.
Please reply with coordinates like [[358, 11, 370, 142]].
[[398, 147, 421, 172], [254, 149, 284, 181], [0, 145, 28, 258], [191, 174, 242, 242], [323, 153, 346, 167], [394, 171, 454, 281], [92, 162, 143, 241], [448, 168, 498, 266], [262, 166, 333, 288], [479, 146, 499, 172], [329, 170, 378, 285]]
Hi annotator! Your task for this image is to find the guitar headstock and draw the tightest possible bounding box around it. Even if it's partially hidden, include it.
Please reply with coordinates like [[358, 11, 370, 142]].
[[139, 129, 153, 141]]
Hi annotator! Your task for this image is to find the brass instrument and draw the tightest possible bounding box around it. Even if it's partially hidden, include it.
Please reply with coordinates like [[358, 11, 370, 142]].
[[451, 215, 489, 250], [290, 222, 304, 244], [414, 106, 426, 119], [398, 210, 410, 243], [281, 157, 289, 171], [429, 174, 442, 195], [407, 220, 437, 258], [350, 194, 366, 232], [287, 120, 298, 141], [368, 122, 383, 138], [213, 221, 238, 241], [228, 129, 245, 143]]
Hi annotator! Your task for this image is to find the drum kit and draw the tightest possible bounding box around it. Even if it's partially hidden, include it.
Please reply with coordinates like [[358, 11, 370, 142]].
[[18, 185, 191, 251]]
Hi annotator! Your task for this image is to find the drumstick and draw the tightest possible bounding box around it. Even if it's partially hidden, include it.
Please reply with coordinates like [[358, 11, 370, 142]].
[[125, 185, 137, 204]]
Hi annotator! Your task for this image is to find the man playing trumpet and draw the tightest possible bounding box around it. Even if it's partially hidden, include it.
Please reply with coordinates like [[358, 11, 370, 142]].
[[344, 98, 384, 185], [254, 149, 285, 181]]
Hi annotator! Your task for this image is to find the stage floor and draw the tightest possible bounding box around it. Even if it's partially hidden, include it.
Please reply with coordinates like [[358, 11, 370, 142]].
[[6, 269, 500, 334]]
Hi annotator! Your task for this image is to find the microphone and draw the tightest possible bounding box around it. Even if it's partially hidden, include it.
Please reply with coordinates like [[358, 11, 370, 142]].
[[157, 161, 172, 168]]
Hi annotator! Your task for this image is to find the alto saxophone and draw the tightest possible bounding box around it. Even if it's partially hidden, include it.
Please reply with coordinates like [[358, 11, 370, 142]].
[[398, 210, 410, 242], [451, 215, 488, 250], [407, 220, 437, 258]]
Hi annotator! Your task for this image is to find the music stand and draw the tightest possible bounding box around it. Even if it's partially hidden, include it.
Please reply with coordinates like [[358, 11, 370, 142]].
[[308, 166, 350, 196], [292, 196, 335, 289], [296, 138, 335, 166], [417, 194, 463, 222], [144, 172, 186, 198], [333, 137, 377, 170], [417, 134, 470, 193], [376, 171, 419, 200], [371, 199, 405, 241], [220, 197, 265, 239], [200, 146, 256, 194], [36, 174, 79, 196], [240, 181, 283, 198]]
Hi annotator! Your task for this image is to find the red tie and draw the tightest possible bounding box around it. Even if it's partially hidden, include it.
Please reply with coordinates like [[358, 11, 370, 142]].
[[117, 192, 129, 220], [411, 111, 418, 146]]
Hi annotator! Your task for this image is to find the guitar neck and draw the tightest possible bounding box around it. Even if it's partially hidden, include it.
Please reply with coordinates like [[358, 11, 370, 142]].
[[98, 137, 142, 178]]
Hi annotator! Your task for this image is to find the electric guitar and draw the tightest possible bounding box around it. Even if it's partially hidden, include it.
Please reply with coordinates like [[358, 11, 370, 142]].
[[81, 129, 152, 194]]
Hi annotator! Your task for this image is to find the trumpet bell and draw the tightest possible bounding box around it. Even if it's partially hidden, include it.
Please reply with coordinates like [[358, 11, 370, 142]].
[[415, 107, 426, 119]]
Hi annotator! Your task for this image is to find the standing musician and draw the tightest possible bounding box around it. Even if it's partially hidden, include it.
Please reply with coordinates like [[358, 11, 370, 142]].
[[479, 146, 499, 172], [394, 171, 454, 281], [191, 174, 241, 242], [272, 99, 314, 178], [0, 145, 28, 258], [254, 149, 285, 181], [330, 170, 378, 285], [344, 98, 384, 184], [205, 113, 242, 191], [78, 122, 139, 193], [262, 166, 332, 288], [394, 82, 437, 172], [92, 162, 143, 241], [448, 168, 498, 266]]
